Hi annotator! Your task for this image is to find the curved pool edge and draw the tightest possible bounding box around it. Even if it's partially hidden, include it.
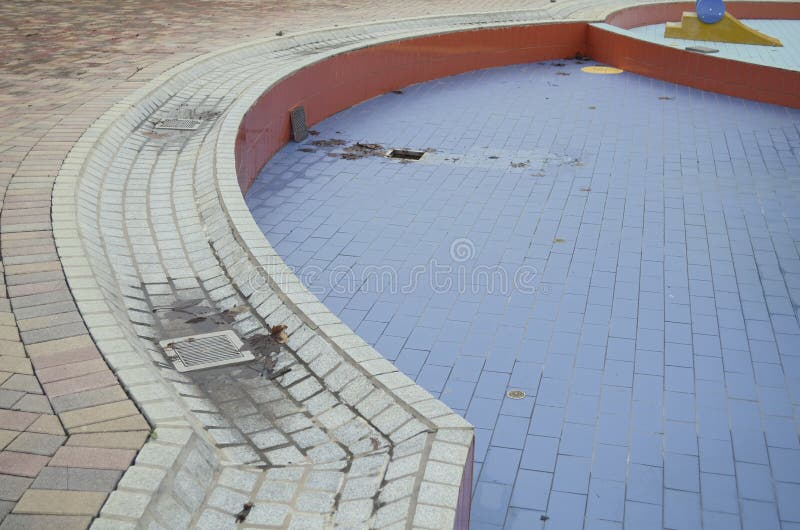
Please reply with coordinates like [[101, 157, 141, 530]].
[[48, 3, 799, 530]]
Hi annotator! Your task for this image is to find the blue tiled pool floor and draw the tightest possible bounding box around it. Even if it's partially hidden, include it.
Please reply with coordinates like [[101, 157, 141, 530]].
[[246, 61, 800, 529]]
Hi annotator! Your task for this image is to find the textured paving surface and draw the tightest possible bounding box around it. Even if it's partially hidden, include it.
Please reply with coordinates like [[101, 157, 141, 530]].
[[0, 0, 793, 527], [248, 62, 800, 529], [622, 19, 800, 70]]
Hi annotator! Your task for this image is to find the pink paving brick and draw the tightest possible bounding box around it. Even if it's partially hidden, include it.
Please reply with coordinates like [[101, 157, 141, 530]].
[[48, 446, 135, 470], [0, 410, 40, 432], [0, 451, 50, 477], [37, 359, 108, 384], [6, 281, 66, 298], [42, 370, 117, 398], [29, 346, 101, 370]]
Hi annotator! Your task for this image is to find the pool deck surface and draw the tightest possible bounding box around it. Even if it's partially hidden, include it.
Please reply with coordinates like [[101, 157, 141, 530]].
[[247, 61, 800, 529], [621, 19, 800, 71], [0, 0, 797, 529]]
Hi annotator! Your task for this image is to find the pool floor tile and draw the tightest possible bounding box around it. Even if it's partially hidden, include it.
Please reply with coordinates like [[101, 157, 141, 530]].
[[249, 61, 800, 529]]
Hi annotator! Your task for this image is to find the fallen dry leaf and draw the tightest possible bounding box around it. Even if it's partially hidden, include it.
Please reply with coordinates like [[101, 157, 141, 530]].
[[271, 324, 289, 344]]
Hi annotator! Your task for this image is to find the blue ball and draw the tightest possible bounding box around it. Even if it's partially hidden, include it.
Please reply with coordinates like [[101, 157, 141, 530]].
[[696, 0, 726, 24]]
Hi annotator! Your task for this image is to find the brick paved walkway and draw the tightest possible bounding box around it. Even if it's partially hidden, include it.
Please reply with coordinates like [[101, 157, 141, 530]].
[[0, 0, 793, 528]]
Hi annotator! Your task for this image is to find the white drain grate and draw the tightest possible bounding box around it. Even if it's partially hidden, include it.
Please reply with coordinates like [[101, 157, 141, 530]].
[[160, 331, 254, 372], [155, 118, 202, 131]]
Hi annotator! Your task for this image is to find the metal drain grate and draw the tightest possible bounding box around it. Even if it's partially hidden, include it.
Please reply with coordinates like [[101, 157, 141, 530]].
[[160, 331, 254, 372], [155, 118, 202, 131], [290, 106, 308, 142], [387, 148, 425, 161]]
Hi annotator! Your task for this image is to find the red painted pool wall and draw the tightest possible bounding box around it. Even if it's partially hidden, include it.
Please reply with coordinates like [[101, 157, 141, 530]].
[[236, 22, 587, 192]]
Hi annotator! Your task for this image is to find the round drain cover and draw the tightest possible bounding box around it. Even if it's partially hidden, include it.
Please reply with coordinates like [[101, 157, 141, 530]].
[[506, 390, 526, 400], [581, 66, 624, 75]]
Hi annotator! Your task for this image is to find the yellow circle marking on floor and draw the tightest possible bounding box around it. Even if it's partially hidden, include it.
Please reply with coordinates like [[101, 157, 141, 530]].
[[581, 66, 624, 74]]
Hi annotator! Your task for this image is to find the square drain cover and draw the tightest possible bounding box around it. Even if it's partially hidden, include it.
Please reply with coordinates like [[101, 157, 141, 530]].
[[155, 118, 202, 131], [290, 106, 308, 142], [160, 331, 254, 372]]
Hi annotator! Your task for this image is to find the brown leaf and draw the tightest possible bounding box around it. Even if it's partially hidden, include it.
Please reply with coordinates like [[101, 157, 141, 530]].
[[553, 238, 566, 244], [271, 324, 289, 344], [370, 436, 380, 450], [243, 333, 280, 356], [185, 316, 206, 324]]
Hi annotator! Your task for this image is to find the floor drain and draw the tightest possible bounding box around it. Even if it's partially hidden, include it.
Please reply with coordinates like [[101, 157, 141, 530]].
[[155, 118, 202, 131], [387, 148, 425, 161], [506, 390, 526, 400], [686, 45, 719, 54], [290, 106, 308, 142], [159, 331, 254, 372]]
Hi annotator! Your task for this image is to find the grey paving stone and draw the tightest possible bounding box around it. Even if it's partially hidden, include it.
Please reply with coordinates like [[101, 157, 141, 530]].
[[0, 514, 93, 530], [7, 433, 66, 456], [249, 429, 287, 450], [217, 468, 259, 492], [19, 322, 87, 344], [287, 513, 327, 530], [1, 375, 41, 394], [195, 509, 238, 530], [256, 480, 297, 503], [11, 394, 52, 414], [0, 501, 13, 522], [51, 386, 128, 413], [117, 466, 166, 492], [0, 475, 33, 501], [101, 490, 150, 518], [68, 469, 122, 492], [246, 503, 290, 526], [0, 389, 23, 408], [207, 487, 249, 514]]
